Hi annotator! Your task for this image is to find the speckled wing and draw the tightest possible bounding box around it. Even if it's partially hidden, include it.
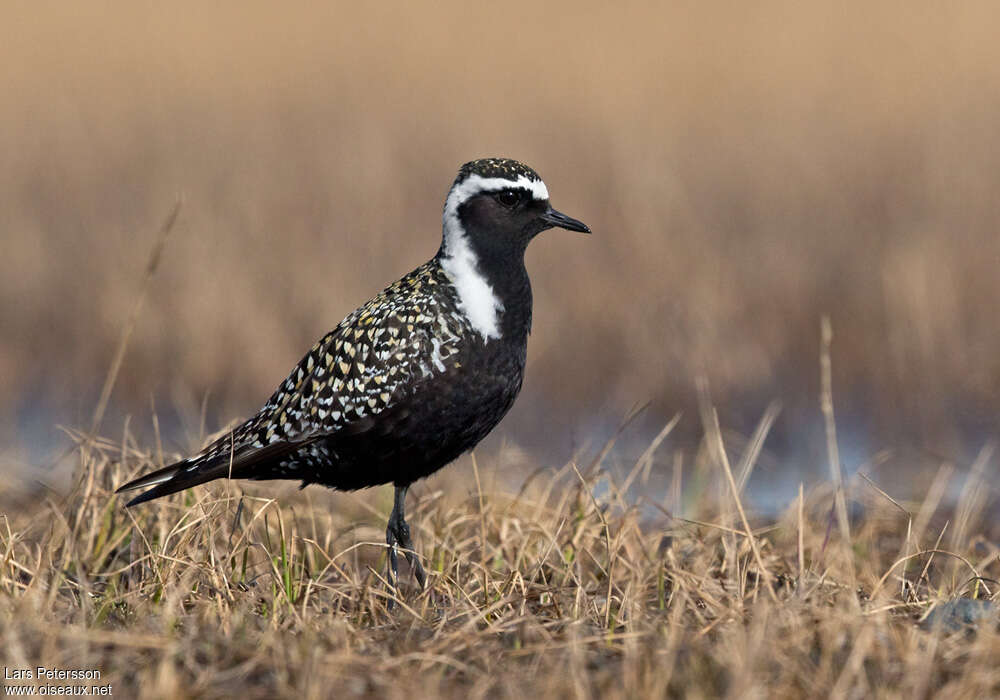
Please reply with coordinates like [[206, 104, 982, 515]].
[[118, 261, 468, 502], [204, 262, 462, 455]]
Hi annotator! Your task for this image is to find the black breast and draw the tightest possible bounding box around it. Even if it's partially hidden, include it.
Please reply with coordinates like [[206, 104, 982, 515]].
[[294, 335, 527, 490], [265, 260, 533, 491]]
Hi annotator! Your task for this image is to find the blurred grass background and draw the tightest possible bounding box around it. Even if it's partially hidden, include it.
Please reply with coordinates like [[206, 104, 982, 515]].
[[2, 1, 999, 495]]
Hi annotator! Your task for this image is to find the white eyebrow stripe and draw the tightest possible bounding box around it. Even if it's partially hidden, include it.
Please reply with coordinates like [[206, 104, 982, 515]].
[[443, 174, 549, 221]]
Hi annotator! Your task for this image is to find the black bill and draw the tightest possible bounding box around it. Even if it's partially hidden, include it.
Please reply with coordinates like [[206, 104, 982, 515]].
[[540, 207, 591, 234]]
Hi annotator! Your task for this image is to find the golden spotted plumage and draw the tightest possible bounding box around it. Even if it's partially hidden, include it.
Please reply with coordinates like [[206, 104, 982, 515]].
[[193, 262, 466, 465]]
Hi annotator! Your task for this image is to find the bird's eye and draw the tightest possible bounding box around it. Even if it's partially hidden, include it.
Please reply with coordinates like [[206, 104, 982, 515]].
[[496, 189, 521, 207]]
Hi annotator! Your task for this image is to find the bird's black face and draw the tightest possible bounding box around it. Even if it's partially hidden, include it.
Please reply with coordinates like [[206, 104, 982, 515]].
[[458, 187, 590, 259], [439, 158, 590, 289]]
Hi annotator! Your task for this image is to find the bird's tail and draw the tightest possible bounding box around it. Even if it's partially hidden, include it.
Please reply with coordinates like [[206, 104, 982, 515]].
[[115, 456, 236, 507], [115, 436, 322, 507]]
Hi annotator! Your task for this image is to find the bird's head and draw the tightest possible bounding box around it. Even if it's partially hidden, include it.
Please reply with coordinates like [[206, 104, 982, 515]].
[[440, 158, 590, 264]]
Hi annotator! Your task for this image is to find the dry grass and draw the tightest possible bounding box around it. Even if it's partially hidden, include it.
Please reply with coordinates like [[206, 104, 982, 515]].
[[2, 421, 998, 698]]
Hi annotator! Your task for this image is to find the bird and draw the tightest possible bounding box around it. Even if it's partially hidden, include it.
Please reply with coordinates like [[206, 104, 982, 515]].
[[116, 157, 590, 593]]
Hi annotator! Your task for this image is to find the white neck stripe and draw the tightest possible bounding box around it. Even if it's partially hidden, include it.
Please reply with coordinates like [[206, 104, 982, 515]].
[[438, 174, 547, 342], [439, 223, 504, 341]]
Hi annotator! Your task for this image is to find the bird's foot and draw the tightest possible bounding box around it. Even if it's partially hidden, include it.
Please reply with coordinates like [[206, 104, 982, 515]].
[[385, 514, 426, 609], [393, 517, 427, 590]]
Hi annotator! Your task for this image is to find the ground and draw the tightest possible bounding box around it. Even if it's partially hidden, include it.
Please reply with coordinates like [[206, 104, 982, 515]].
[[2, 423, 998, 699]]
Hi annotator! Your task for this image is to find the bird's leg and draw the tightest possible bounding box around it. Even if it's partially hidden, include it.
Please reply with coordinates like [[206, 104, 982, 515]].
[[385, 485, 426, 595], [385, 511, 401, 594], [394, 486, 427, 590]]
